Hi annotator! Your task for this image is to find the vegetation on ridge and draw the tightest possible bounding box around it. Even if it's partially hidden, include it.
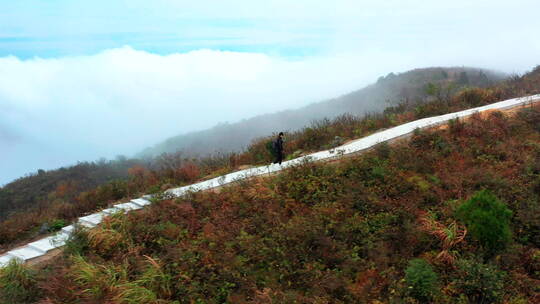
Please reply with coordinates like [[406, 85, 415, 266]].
[[3, 99, 540, 303], [139, 67, 504, 158]]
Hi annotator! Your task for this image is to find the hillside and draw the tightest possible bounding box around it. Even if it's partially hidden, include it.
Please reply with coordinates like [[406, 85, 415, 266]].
[[0, 66, 505, 249], [1, 65, 538, 255], [2, 98, 539, 303], [0, 159, 143, 222], [0, 65, 539, 303], [139, 67, 504, 157]]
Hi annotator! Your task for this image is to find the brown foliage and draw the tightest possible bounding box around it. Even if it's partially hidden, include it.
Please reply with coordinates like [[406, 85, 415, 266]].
[[177, 162, 200, 183], [418, 211, 467, 265]]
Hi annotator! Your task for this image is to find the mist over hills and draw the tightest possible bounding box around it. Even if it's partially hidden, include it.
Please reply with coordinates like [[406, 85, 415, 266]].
[[139, 67, 505, 158], [0, 66, 505, 224]]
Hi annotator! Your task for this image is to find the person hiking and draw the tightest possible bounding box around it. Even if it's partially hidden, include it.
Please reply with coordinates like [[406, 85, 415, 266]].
[[273, 132, 284, 165]]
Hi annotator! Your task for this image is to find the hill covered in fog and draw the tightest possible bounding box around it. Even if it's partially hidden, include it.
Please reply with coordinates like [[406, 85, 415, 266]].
[[139, 67, 505, 158]]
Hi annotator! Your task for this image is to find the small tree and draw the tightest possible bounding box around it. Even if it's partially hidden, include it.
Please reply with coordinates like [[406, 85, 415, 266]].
[[404, 258, 439, 302], [456, 190, 512, 255]]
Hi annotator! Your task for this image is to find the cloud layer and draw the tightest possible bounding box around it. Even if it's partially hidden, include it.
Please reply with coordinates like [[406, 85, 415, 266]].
[[1, 0, 540, 184], [1, 43, 540, 185], [0, 47, 406, 184]]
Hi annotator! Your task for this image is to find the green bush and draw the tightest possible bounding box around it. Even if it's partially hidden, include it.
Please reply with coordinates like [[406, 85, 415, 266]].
[[0, 259, 39, 304], [404, 258, 439, 302], [48, 218, 67, 232], [456, 190, 512, 254], [453, 258, 506, 303]]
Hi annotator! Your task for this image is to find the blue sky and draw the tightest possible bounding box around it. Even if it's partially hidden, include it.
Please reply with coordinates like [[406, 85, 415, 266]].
[[3, 0, 538, 62], [1, 0, 540, 185], [1, 1, 333, 58]]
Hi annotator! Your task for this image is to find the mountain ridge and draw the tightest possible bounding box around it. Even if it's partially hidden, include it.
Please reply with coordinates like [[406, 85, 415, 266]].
[[138, 66, 505, 158]]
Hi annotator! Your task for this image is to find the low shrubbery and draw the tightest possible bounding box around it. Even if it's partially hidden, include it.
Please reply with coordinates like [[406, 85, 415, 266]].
[[453, 258, 506, 303], [404, 258, 439, 302], [2, 67, 540, 251], [48, 218, 68, 232], [0, 259, 39, 304], [1, 68, 540, 303], [63, 225, 91, 256], [8, 102, 538, 303]]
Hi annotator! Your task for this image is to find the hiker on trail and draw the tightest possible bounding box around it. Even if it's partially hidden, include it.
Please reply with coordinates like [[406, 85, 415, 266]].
[[273, 132, 284, 165]]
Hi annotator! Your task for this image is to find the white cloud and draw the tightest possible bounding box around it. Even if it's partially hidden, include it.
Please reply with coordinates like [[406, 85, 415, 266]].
[[0, 46, 404, 184], [1, 43, 539, 186], [1, 0, 540, 184]]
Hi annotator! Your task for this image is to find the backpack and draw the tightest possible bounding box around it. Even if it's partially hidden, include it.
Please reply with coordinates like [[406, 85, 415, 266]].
[[267, 140, 277, 157]]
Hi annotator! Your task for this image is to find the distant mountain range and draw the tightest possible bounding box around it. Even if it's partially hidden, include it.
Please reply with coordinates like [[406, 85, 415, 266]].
[[138, 67, 506, 158]]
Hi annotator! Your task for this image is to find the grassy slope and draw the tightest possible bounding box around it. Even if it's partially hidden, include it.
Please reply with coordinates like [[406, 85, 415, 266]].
[[0, 67, 507, 250], [0, 159, 144, 221], [1, 66, 538, 254], [8, 100, 540, 303]]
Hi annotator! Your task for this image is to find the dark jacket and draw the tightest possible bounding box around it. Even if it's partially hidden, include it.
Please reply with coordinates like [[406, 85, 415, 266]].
[[273, 136, 284, 154]]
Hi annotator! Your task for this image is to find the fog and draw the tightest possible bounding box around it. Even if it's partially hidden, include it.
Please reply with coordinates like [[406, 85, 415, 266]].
[[1, 0, 540, 185]]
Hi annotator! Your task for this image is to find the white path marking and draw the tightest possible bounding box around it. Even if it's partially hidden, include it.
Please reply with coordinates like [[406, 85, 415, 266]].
[[131, 198, 152, 207], [7, 246, 45, 261], [27, 236, 61, 253], [78, 212, 109, 228], [114, 202, 143, 212], [0, 254, 16, 267]]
